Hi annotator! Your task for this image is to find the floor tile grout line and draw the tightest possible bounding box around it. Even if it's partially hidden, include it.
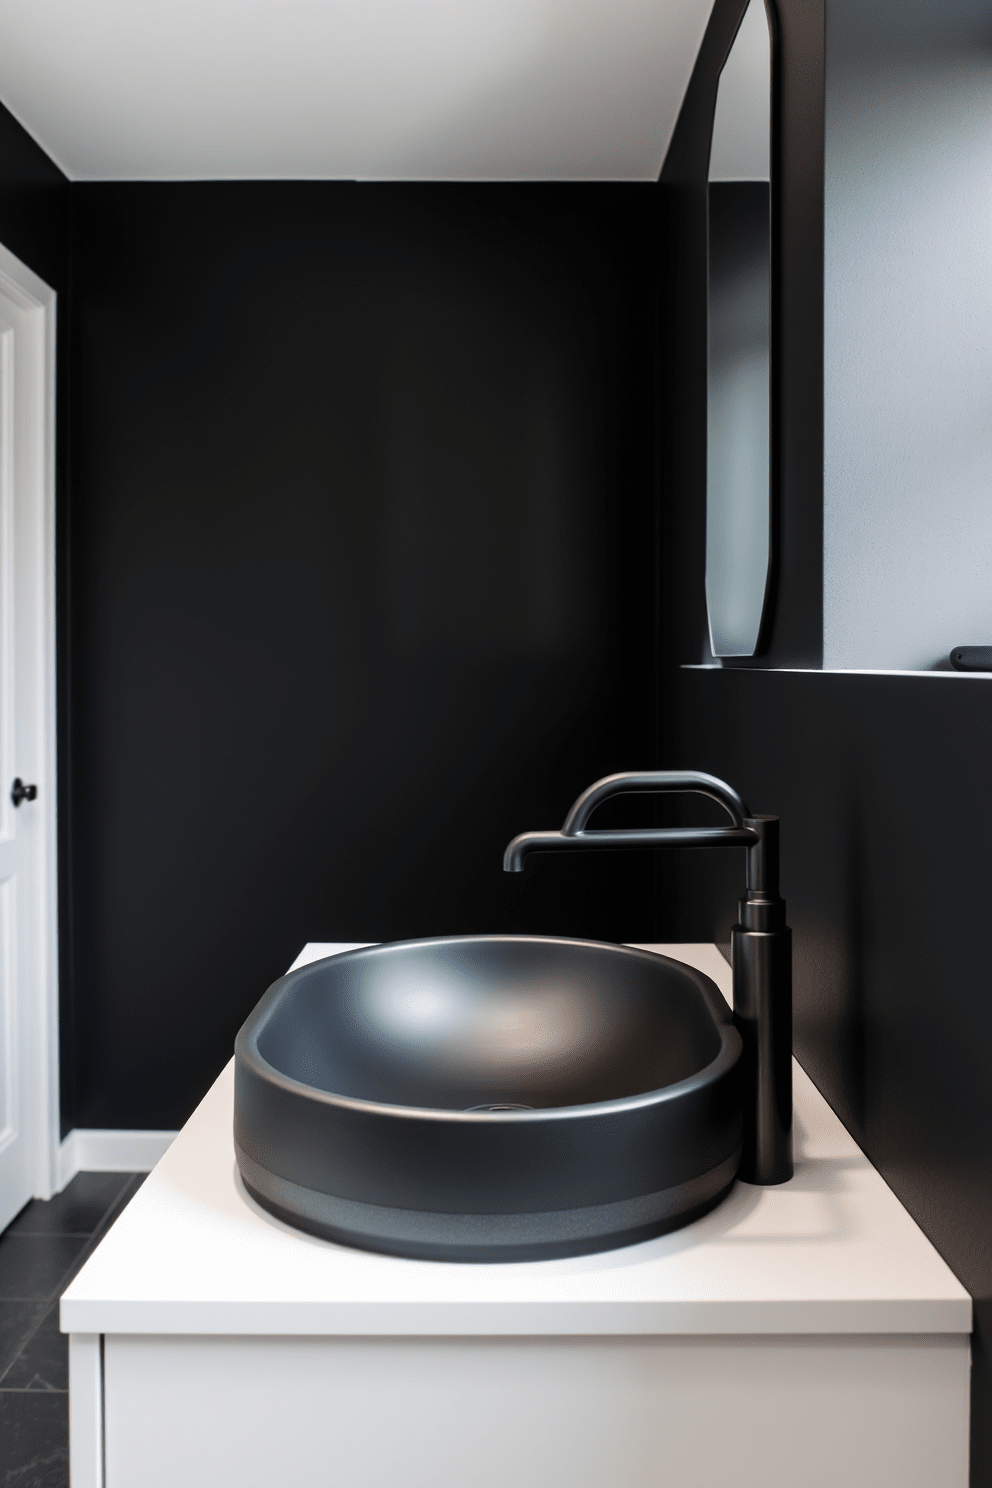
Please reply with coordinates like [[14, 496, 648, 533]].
[[3, 1175, 135, 1241], [0, 1385, 68, 1394], [5, 1230, 99, 1238], [0, 1174, 143, 1389], [0, 1309, 47, 1388], [3, 1166, 136, 1226], [0, 1308, 51, 1388], [1, 1235, 101, 1313], [0, 1282, 73, 1386]]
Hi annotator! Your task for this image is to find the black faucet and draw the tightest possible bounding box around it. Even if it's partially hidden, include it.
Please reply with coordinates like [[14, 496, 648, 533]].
[[504, 770, 792, 1186]]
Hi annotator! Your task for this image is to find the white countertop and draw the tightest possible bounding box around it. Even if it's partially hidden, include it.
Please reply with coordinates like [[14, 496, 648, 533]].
[[61, 943, 971, 1338]]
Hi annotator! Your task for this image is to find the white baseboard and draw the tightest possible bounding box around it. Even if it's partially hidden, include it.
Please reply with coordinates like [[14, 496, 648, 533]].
[[58, 1128, 178, 1190]]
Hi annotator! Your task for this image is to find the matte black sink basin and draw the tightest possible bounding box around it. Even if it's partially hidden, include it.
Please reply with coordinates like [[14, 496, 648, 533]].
[[234, 936, 743, 1261]]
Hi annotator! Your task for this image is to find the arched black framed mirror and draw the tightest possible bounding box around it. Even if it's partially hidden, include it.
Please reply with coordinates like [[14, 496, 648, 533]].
[[705, 0, 773, 659]]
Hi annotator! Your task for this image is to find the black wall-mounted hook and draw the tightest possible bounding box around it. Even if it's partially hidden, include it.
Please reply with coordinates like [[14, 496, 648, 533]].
[[11, 778, 37, 807]]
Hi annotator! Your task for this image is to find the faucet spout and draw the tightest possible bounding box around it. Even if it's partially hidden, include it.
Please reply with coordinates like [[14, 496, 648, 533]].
[[504, 824, 758, 873], [504, 832, 564, 872], [503, 770, 793, 1187]]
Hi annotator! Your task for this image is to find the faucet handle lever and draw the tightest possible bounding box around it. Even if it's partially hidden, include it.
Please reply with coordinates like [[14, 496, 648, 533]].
[[561, 770, 750, 836]]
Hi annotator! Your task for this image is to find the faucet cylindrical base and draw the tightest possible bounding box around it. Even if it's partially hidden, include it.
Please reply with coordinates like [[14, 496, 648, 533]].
[[731, 915, 793, 1185]]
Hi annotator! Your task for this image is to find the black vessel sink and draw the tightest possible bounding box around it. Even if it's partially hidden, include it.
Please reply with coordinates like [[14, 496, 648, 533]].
[[234, 936, 743, 1262]]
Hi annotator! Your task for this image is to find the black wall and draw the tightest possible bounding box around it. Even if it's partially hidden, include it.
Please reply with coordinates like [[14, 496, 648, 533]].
[[668, 669, 992, 1486], [65, 183, 663, 1131], [0, 105, 67, 294], [661, 5, 992, 1483]]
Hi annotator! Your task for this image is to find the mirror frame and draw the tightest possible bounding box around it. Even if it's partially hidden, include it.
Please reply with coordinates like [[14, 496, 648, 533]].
[[704, 0, 781, 663]]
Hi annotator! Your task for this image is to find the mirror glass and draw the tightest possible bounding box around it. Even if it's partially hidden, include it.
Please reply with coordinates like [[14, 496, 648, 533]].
[[705, 0, 772, 658]]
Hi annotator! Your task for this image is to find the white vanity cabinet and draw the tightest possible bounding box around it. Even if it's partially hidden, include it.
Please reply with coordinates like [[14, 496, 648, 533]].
[[62, 945, 971, 1488]]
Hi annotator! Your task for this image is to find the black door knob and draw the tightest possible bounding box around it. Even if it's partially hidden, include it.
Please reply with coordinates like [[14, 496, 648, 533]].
[[11, 779, 37, 807]]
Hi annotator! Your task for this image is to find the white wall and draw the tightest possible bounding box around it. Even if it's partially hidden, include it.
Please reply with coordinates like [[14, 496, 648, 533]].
[[823, 0, 992, 670]]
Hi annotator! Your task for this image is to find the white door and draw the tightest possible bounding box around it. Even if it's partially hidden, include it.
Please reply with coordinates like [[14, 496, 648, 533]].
[[0, 246, 58, 1230]]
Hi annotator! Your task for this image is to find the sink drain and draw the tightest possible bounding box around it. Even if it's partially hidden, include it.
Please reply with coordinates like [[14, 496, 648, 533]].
[[465, 1103, 533, 1112]]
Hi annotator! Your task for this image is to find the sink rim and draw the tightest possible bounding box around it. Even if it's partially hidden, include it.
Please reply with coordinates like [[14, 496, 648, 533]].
[[236, 933, 741, 1122]]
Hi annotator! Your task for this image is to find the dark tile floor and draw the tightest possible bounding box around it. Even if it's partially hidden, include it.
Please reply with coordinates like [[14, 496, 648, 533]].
[[0, 1171, 144, 1487]]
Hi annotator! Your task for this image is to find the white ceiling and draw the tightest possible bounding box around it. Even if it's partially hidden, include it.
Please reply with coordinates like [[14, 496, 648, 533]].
[[0, 0, 716, 182]]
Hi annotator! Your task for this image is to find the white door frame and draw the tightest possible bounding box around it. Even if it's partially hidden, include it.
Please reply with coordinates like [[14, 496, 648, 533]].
[[0, 239, 58, 1202]]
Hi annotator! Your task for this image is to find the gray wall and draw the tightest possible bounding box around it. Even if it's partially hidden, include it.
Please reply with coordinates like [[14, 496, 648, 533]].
[[823, 0, 992, 670]]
